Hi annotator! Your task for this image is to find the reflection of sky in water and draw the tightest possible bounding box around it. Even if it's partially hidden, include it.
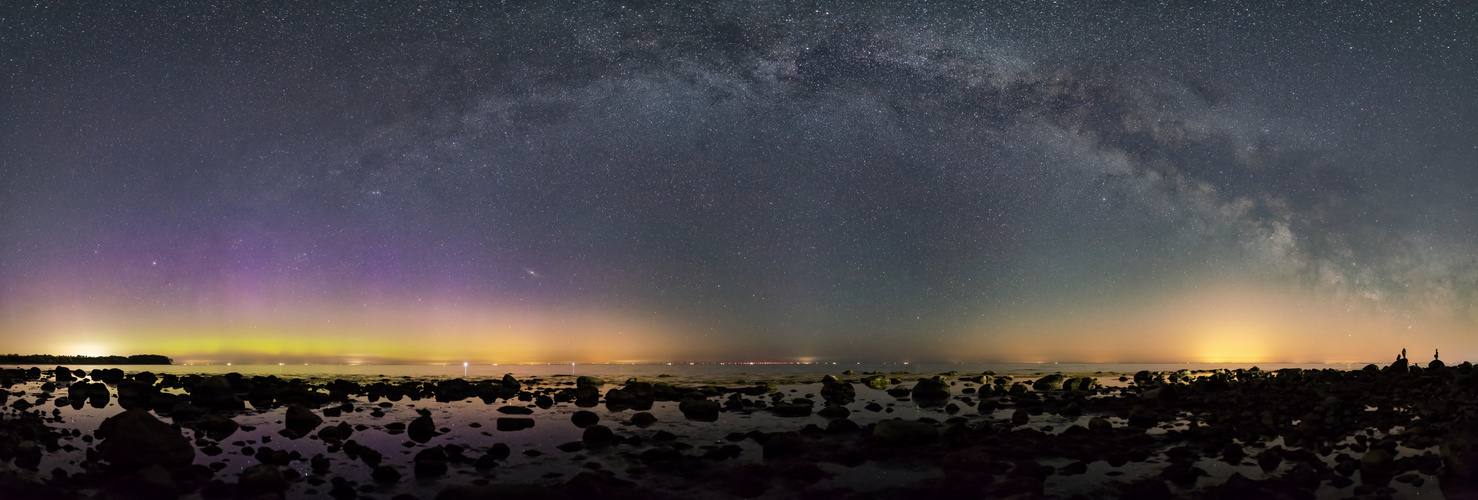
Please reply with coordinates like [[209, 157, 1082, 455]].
[[11, 367, 1442, 498]]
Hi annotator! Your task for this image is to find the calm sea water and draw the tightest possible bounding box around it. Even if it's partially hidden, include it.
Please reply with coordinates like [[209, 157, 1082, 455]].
[[2, 359, 1432, 498], [13, 361, 1383, 381]]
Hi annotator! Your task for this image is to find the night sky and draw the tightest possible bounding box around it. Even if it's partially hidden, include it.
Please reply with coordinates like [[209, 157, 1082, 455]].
[[3, 2, 1475, 365]]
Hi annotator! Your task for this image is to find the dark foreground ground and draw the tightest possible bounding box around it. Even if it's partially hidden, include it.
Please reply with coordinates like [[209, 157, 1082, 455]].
[[2, 357, 1477, 499]]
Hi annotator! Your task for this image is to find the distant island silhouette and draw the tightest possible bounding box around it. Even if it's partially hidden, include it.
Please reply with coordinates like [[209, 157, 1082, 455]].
[[0, 354, 173, 365]]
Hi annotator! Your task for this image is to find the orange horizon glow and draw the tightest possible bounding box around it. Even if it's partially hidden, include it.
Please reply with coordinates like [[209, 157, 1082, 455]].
[[1, 282, 1468, 366]]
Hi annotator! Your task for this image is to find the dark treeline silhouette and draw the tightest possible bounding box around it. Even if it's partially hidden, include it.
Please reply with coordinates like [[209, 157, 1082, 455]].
[[0, 354, 172, 365]]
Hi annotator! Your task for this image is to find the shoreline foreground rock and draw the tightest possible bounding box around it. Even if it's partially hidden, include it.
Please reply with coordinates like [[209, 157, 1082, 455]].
[[1, 357, 1474, 499]]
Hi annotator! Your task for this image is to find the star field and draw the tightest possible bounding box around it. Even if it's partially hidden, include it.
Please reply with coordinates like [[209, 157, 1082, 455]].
[[2, 2, 1475, 363]]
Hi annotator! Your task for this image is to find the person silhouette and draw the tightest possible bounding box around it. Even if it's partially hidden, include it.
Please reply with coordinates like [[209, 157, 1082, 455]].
[[1436, 349, 1440, 360], [1401, 348, 1406, 360]]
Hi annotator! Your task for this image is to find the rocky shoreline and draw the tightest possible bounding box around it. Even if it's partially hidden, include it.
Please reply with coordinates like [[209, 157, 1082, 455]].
[[0, 356, 1473, 499]]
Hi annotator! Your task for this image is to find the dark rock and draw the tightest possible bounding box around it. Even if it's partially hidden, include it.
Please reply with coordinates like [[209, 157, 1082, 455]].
[[500, 373, 521, 391], [1032, 374, 1066, 391], [872, 419, 937, 446], [196, 414, 239, 440], [911, 376, 951, 401], [820, 375, 856, 405], [582, 425, 616, 447], [408, 414, 437, 443], [861, 375, 891, 390], [576, 376, 605, 389], [498, 405, 534, 415], [497, 418, 535, 431], [571, 410, 600, 428], [372, 465, 402, 483], [414, 447, 449, 478], [604, 388, 638, 409], [763, 431, 804, 459], [284, 404, 323, 436], [826, 418, 861, 433], [771, 397, 814, 417], [189, 376, 244, 411], [679, 398, 721, 421], [238, 464, 287, 495], [817, 405, 850, 419], [97, 408, 196, 469], [630, 412, 658, 427]]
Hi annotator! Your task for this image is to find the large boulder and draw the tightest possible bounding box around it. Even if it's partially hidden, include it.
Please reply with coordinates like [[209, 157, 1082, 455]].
[[408, 414, 437, 443], [576, 376, 605, 389], [500, 373, 521, 391], [284, 404, 324, 437], [1032, 374, 1066, 391], [96, 409, 196, 469], [54, 366, 74, 383], [238, 464, 287, 495], [189, 376, 244, 411], [820, 375, 856, 405], [861, 375, 891, 390], [679, 398, 721, 421], [195, 414, 240, 440], [910, 376, 951, 401]]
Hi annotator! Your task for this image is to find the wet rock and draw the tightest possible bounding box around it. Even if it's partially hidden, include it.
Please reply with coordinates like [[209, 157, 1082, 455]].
[[1032, 374, 1066, 391], [872, 419, 937, 446], [571, 410, 600, 428], [54, 366, 73, 383], [862, 375, 891, 390], [1222, 442, 1247, 464], [408, 414, 437, 443], [771, 400, 814, 417], [372, 465, 402, 483], [1011, 408, 1030, 426], [1088, 416, 1112, 432], [763, 431, 804, 459], [196, 414, 239, 440], [1257, 447, 1284, 472], [97, 408, 196, 469], [238, 464, 287, 495], [284, 403, 323, 436], [189, 376, 244, 411], [497, 418, 535, 431], [415, 447, 449, 478], [498, 405, 534, 415], [679, 398, 721, 421], [576, 376, 605, 389], [604, 388, 638, 409], [107, 463, 180, 499], [630, 412, 658, 427], [582, 425, 616, 447], [1441, 419, 1478, 479], [820, 375, 856, 405], [817, 405, 850, 419], [826, 418, 861, 433], [1361, 448, 1394, 483], [500, 373, 522, 391], [317, 422, 354, 443], [911, 376, 951, 401]]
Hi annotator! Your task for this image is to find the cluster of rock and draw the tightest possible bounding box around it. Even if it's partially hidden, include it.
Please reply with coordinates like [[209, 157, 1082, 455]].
[[4, 356, 1478, 498]]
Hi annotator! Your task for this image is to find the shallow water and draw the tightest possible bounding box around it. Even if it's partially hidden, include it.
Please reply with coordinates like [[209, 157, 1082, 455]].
[[2, 362, 1439, 499]]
